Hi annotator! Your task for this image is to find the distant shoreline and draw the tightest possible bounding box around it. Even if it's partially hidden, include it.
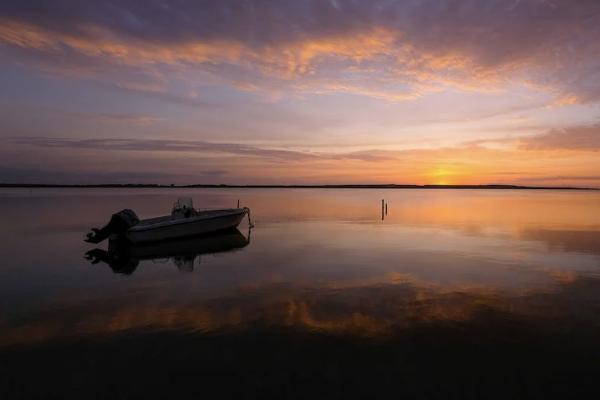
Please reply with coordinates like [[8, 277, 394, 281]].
[[0, 183, 597, 190]]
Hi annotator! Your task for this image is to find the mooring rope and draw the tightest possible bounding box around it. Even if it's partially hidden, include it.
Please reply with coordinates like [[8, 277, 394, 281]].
[[244, 207, 255, 228]]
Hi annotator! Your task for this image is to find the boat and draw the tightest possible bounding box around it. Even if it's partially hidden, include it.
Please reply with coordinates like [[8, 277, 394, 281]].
[[127, 207, 250, 243], [85, 197, 253, 244], [85, 228, 250, 274]]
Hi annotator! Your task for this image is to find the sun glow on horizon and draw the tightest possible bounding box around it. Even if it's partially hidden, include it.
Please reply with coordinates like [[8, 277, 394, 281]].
[[425, 167, 456, 185], [0, 0, 599, 187]]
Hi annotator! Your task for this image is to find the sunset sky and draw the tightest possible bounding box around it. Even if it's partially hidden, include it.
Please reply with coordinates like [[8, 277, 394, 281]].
[[1, 0, 600, 186]]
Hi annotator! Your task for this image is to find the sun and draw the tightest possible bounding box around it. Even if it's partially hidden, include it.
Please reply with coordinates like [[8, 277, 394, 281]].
[[428, 167, 455, 185]]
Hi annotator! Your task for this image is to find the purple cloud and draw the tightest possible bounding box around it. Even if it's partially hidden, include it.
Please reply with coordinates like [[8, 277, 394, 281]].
[[7, 136, 395, 162]]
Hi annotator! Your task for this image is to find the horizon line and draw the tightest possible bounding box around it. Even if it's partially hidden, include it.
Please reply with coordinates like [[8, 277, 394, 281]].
[[1, 183, 598, 191]]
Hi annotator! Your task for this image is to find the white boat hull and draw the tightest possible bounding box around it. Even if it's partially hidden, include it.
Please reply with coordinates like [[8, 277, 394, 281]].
[[126, 208, 248, 243]]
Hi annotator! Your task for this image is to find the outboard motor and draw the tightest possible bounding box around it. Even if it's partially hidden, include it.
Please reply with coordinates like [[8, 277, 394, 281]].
[[85, 209, 140, 243]]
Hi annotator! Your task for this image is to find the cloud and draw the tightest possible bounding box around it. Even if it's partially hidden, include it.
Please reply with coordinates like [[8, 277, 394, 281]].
[[460, 122, 600, 152], [2, 0, 600, 102], [5, 130, 600, 187], [7, 136, 395, 162], [518, 123, 600, 151], [66, 111, 163, 125], [0, 165, 222, 184], [516, 175, 600, 183]]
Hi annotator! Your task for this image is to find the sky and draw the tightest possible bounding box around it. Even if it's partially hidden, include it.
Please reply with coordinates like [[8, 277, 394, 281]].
[[1, 0, 600, 186]]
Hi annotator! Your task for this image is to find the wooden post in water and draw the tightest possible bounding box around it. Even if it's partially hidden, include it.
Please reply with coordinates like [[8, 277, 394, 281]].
[[237, 199, 240, 208], [385, 202, 388, 216], [381, 199, 385, 220]]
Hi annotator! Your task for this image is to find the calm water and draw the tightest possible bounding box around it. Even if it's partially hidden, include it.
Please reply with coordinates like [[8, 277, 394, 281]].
[[1, 188, 600, 398]]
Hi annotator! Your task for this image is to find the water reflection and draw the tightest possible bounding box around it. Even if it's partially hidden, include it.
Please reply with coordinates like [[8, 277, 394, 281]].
[[85, 229, 250, 274], [1, 188, 600, 398], [519, 228, 600, 256]]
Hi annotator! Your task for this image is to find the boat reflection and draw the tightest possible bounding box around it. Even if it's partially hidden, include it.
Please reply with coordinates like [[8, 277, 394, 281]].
[[85, 229, 250, 274]]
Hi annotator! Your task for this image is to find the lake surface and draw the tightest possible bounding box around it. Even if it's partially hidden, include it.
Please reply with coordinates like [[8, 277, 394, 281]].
[[1, 188, 600, 398]]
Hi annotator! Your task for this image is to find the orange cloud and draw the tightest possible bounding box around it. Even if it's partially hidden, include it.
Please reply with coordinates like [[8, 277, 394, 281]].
[[0, 17, 557, 102], [0, 19, 245, 64], [3, 0, 600, 104]]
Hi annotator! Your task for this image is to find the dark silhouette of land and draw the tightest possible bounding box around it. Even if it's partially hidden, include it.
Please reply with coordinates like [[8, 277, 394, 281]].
[[0, 183, 597, 190]]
